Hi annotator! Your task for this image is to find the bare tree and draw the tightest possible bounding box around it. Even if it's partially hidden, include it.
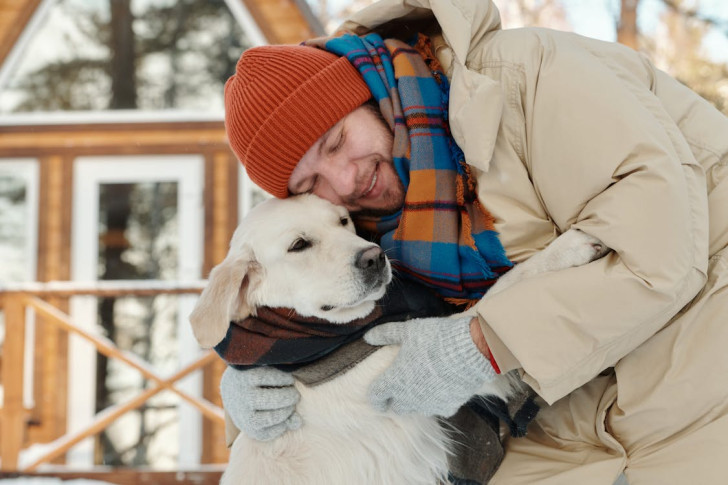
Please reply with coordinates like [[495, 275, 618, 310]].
[[109, 0, 137, 109], [499, 0, 570, 30], [646, 0, 728, 114], [7, 0, 249, 112], [661, 0, 728, 35], [617, 0, 639, 49]]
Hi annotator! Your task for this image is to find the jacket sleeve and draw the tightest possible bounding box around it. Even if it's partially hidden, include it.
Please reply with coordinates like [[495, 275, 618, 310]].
[[474, 38, 710, 404]]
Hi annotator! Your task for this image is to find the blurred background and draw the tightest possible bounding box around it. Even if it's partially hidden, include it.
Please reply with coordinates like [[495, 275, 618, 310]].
[[0, 0, 725, 481], [1, 0, 726, 116]]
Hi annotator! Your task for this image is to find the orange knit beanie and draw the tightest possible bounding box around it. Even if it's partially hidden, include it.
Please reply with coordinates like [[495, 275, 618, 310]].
[[224, 45, 372, 198]]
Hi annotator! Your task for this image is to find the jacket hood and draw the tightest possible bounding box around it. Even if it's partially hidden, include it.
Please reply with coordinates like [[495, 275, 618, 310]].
[[339, 0, 501, 66], [339, 0, 505, 171]]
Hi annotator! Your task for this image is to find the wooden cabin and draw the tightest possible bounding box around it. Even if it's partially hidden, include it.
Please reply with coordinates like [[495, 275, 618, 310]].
[[0, 0, 324, 481]]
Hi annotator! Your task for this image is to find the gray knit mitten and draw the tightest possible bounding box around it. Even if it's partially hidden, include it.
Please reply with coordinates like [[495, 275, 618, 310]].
[[364, 315, 496, 417], [220, 366, 302, 441]]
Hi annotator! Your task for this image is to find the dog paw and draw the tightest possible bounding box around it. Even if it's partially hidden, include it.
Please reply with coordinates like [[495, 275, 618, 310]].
[[487, 229, 610, 296], [578, 230, 610, 261], [556, 229, 609, 267]]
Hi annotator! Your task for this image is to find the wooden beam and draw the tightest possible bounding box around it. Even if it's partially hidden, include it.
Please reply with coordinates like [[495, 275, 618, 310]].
[[29, 155, 72, 455], [212, 152, 236, 265], [22, 351, 221, 472], [201, 151, 237, 463], [239, 0, 279, 43], [23, 296, 223, 423], [202, 359, 228, 463], [36, 155, 72, 281], [0, 0, 43, 68], [2, 280, 206, 297], [0, 294, 27, 471], [238, 0, 324, 44], [0, 125, 228, 158]]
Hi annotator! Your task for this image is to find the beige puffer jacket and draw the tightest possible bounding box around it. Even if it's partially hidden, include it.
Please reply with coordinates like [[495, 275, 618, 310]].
[[342, 0, 728, 405]]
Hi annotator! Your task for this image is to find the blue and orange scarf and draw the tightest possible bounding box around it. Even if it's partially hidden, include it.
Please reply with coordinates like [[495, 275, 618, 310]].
[[305, 33, 512, 304]]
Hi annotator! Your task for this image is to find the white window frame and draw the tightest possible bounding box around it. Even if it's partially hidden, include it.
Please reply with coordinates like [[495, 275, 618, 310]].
[[69, 155, 204, 467]]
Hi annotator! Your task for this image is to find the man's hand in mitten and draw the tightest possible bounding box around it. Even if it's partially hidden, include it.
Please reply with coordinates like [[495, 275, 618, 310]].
[[364, 315, 496, 417]]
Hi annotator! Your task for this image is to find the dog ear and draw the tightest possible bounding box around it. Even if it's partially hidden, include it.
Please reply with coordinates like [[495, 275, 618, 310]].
[[189, 250, 258, 348]]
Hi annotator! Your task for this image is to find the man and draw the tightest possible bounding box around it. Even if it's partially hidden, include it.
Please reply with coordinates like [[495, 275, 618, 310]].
[[219, 0, 728, 482]]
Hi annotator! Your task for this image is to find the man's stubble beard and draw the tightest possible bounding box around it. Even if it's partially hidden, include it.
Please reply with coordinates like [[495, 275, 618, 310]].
[[352, 173, 406, 218], [353, 102, 406, 218]]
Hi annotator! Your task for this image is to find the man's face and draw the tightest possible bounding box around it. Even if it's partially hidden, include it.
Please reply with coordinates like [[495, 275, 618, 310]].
[[288, 104, 405, 215]]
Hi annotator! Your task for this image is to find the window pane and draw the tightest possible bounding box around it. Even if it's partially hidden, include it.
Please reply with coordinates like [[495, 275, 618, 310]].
[[97, 182, 179, 281], [95, 181, 181, 467], [0, 173, 32, 282]]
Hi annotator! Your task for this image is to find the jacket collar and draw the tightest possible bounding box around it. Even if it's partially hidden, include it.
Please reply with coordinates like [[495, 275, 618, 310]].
[[448, 63, 503, 172]]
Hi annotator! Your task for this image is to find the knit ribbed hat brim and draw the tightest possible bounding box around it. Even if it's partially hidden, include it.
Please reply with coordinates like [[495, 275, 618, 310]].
[[224, 45, 372, 198]]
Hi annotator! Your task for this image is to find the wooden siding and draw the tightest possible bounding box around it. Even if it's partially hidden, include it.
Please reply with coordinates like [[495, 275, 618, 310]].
[[0, 122, 229, 157], [0, 121, 237, 467]]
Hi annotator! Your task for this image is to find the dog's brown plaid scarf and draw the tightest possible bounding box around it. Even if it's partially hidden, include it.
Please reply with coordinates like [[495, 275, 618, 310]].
[[214, 306, 383, 370]]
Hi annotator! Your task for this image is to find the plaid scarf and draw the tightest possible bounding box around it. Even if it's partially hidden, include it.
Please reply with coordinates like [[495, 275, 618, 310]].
[[215, 306, 383, 370], [305, 33, 512, 303], [215, 279, 457, 370]]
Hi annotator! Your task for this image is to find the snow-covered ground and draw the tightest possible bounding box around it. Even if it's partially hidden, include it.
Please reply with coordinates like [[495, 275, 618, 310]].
[[0, 475, 630, 484], [0, 479, 114, 485]]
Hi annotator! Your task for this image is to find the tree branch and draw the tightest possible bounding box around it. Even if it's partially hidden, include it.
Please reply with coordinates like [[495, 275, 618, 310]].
[[661, 0, 728, 36]]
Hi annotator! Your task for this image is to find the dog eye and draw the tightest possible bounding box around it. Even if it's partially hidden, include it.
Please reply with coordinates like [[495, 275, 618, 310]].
[[288, 238, 312, 252], [340, 217, 349, 226]]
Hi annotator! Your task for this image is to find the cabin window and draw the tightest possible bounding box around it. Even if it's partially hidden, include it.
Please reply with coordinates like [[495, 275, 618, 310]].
[[68, 155, 203, 467]]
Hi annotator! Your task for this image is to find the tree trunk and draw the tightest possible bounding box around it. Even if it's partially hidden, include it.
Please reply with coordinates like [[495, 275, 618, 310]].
[[617, 0, 639, 50], [96, 183, 135, 465], [109, 0, 137, 109]]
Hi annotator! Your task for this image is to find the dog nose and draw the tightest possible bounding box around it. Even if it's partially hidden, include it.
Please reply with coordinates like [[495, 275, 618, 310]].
[[356, 246, 386, 272]]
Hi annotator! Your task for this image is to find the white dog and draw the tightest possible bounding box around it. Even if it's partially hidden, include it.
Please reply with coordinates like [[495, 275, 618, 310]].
[[189, 194, 608, 485]]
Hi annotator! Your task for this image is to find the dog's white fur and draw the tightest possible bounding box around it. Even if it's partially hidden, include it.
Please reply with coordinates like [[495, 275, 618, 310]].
[[189, 195, 391, 348], [189, 194, 608, 485]]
